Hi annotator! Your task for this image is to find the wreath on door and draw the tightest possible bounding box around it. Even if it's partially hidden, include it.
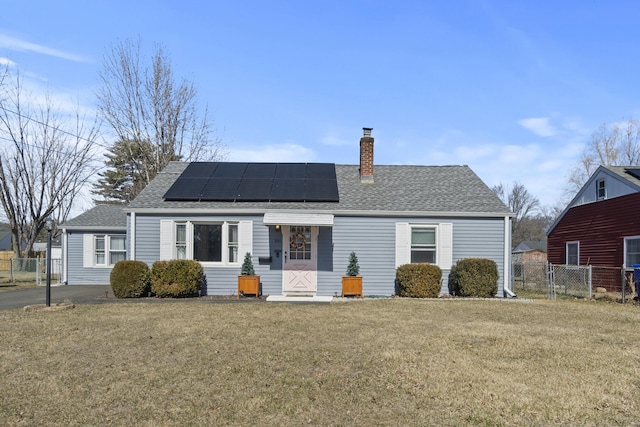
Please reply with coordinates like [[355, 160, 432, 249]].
[[290, 232, 306, 249]]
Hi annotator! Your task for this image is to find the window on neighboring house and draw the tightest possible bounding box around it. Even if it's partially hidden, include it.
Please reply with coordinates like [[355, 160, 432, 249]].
[[625, 237, 640, 266], [596, 179, 606, 200], [566, 242, 579, 265], [411, 227, 436, 263], [93, 235, 126, 267]]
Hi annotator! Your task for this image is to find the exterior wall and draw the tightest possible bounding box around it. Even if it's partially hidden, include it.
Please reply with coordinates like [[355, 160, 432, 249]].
[[571, 169, 638, 208], [125, 213, 508, 297], [64, 230, 126, 285], [548, 192, 640, 268]]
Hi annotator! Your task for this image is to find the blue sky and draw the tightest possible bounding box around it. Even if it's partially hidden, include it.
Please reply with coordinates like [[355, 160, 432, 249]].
[[2, 1, 640, 211]]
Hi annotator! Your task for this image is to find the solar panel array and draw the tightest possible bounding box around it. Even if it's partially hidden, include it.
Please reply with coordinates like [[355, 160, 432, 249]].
[[163, 162, 339, 202], [625, 168, 640, 181]]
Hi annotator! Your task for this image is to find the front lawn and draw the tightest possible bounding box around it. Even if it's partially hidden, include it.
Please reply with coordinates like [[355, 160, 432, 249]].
[[1, 299, 639, 426]]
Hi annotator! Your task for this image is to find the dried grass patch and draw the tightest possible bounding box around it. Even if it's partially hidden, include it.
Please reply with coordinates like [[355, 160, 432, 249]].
[[1, 299, 640, 426]]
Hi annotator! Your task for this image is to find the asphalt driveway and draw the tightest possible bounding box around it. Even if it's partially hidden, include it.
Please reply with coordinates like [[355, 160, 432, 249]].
[[0, 285, 263, 311]]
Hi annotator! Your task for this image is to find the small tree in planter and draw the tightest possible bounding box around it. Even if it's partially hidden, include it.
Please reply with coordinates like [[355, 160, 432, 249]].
[[238, 252, 260, 297], [342, 251, 363, 297]]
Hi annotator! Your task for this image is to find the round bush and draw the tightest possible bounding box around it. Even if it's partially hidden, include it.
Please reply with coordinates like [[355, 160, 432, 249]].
[[448, 258, 498, 297], [396, 263, 442, 298], [151, 260, 204, 298], [110, 260, 151, 298]]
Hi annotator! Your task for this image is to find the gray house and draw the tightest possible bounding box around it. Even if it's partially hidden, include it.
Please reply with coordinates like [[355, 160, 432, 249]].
[[61, 129, 514, 297]]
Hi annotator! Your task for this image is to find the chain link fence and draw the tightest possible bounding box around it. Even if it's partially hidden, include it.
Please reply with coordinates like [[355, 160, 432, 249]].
[[512, 261, 638, 303], [0, 258, 62, 286]]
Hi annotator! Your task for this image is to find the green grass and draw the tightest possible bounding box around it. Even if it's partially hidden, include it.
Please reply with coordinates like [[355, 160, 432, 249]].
[[1, 299, 640, 426]]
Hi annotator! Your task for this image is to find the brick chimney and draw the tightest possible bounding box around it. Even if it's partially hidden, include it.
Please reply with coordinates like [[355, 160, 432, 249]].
[[359, 127, 374, 183]]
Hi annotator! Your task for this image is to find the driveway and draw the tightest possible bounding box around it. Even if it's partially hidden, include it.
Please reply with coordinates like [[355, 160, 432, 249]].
[[0, 285, 264, 311]]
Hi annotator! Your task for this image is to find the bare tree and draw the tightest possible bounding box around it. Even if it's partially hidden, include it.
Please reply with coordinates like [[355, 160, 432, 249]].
[[492, 181, 541, 247], [0, 65, 99, 258], [567, 117, 640, 196], [95, 38, 225, 203]]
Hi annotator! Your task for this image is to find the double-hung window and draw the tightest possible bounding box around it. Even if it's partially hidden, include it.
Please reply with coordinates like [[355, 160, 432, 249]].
[[395, 222, 452, 270], [411, 227, 436, 263], [86, 234, 126, 267], [625, 237, 640, 267], [596, 179, 606, 200], [566, 242, 579, 265]]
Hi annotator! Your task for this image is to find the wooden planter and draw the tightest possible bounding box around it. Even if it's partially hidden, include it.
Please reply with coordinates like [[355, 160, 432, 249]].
[[238, 275, 260, 297], [341, 276, 363, 298]]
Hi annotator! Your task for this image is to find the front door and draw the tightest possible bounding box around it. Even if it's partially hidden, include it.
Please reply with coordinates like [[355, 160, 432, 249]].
[[283, 225, 317, 294]]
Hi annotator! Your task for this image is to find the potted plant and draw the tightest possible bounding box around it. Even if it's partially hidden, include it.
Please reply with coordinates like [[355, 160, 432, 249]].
[[342, 251, 363, 297], [238, 252, 260, 297]]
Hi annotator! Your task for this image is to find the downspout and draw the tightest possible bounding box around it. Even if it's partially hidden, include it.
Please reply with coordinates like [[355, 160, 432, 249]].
[[503, 215, 516, 298], [62, 229, 68, 285], [130, 212, 136, 260]]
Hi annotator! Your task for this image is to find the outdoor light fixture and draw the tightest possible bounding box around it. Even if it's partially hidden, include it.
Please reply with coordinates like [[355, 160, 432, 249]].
[[275, 224, 281, 231], [45, 217, 53, 307]]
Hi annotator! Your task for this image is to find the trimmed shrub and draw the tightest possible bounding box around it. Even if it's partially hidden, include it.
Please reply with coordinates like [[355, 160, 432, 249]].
[[110, 260, 151, 298], [396, 263, 442, 298], [151, 260, 204, 298], [346, 251, 360, 276], [240, 252, 255, 276], [448, 258, 498, 298]]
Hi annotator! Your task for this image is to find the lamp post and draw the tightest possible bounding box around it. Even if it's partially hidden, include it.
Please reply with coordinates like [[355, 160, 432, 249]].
[[45, 218, 52, 307]]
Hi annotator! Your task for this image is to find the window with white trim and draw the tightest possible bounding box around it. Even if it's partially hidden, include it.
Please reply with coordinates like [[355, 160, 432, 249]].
[[90, 234, 126, 267], [566, 242, 579, 265], [596, 179, 606, 200], [411, 227, 436, 263], [625, 237, 640, 266], [161, 220, 247, 265], [395, 222, 453, 270]]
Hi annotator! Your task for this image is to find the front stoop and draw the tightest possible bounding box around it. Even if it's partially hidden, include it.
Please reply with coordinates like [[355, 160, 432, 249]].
[[266, 295, 333, 303]]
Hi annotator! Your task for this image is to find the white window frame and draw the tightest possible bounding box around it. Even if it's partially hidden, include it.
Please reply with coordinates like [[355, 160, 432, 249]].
[[596, 179, 606, 200], [395, 222, 453, 270], [410, 226, 437, 264], [84, 234, 127, 268], [566, 241, 579, 265], [160, 220, 251, 267], [624, 236, 640, 267]]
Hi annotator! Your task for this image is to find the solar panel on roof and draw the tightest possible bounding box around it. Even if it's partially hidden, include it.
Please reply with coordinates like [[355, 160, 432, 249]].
[[625, 168, 640, 180], [212, 162, 247, 179], [163, 162, 339, 202], [306, 163, 335, 180], [244, 163, 277, 179], [181, 162, 218, 178], [200, 178, 242, 200], [304, 179, 340, 201], [163, 177, 209, 200], [275, 163, 306, 179], [271, 179, 305, 201], [236, 178, 274, 200]]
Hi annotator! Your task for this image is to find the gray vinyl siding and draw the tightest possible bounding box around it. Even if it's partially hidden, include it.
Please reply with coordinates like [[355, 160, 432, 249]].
[[131, 213, 507, 297], [318, 215, 506, 297], [64, 230, 126, 285]]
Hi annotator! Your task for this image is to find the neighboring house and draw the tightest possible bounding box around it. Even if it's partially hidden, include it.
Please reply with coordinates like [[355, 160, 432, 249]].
[[547, 165, 640, 289], [512, 240, 547, 263], [61, 129, 514, 297], [0, 231, 11, 251]]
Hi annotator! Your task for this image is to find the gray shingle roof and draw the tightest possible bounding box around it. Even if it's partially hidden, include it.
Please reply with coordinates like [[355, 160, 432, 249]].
[[62, 204, 127, 230], [127, 162, 511, 216], [603, 165, 640, 187]]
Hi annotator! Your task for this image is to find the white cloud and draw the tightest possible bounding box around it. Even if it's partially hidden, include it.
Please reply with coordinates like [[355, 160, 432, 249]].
[[228, 143, 316, 162], [0, 56, 16, 67], [0, 33, 90, 63], [518, 117, 557, 137]]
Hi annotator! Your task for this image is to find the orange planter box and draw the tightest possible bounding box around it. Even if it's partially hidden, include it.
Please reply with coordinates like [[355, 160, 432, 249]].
[[238, 275, 260, 297], [341, 276, 363, 298]]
